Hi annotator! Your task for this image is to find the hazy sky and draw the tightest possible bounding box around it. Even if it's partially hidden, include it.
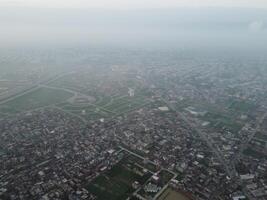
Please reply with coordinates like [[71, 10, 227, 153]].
[[0, 0, 266, 49], [2, 0, 267, 9]]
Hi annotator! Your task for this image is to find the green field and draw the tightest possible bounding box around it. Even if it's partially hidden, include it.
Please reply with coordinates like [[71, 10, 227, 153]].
[[201, 112, 243, 133], [158, 170, 175, 186], [228, 100, 257, 113], [0, 87, 73, 114], [243, 147, 267, 159], [56, 92, 150, 121], [95, 96, 112, 107], [255, 132, 267, 141], [56, 102, 112, 120], [103, 95, 149, 114], [1, 75, 152, 119], [87, 161, 152, 200], [48, 73, 151, 118], [0, 112, 7, 118]]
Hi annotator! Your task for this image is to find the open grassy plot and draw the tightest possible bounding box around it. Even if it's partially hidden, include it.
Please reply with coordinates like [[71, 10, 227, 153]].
[[0, 87, 73, 114], [243, 147, 267, 159], [71, 110, 106, 120], [47, 74, 84, 91], [57, 102, 112, 120], [0, 103, 24, 114], [174, 173, 184, 182], [104, 96, 130, 110], [57, 103, 96, 111], [255, 132, 267, 141], [0, 113, 8, 119], [201, 112, 243, 133], [228, 100, 257, 113], [0, 149, 5, 156], [87, 160, 152, 200], [214, 120, 243, 133], [0, 111, 9, 118], [103, 94, 150, 114], [94, 96, 112, 107], [158, 170, 175, 186]]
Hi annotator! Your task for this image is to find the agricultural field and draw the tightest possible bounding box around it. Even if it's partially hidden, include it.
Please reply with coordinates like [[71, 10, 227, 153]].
[[200, 111, 243, 133], [87, 158, 152, 200], [0, 87, 73, 114]]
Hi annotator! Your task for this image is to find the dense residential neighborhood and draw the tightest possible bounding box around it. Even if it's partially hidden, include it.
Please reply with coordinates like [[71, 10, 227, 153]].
[[0, 48, 267, 200]]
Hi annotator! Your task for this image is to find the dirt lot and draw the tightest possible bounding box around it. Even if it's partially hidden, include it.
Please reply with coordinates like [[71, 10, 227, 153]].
[[157, 188, 190, 200]]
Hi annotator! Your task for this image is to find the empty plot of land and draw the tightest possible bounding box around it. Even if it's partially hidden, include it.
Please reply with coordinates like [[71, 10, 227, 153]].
[[157, 188, 190, 200]]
